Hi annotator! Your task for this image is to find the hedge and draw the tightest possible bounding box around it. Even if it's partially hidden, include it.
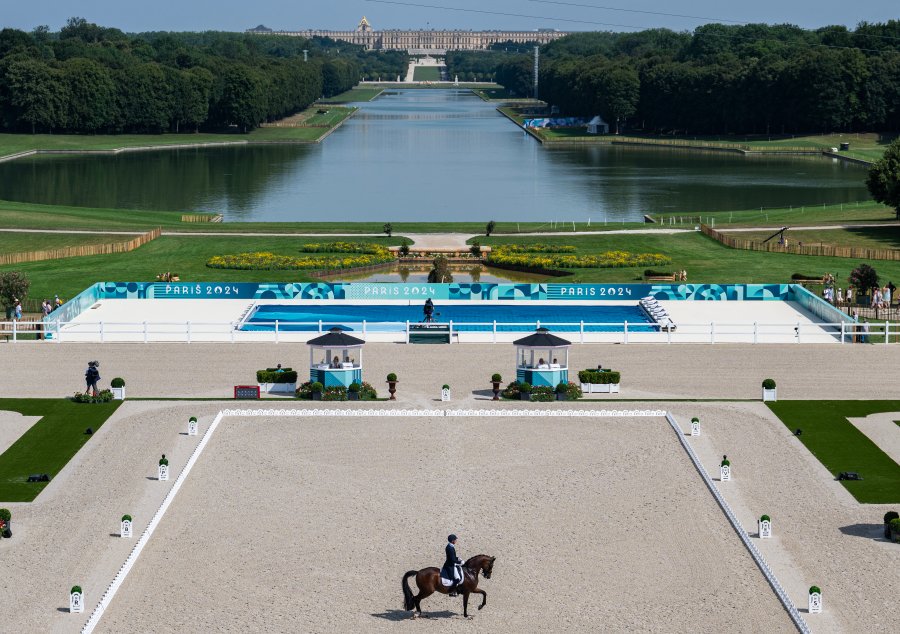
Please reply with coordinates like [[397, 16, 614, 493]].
[[762, 378, 777, 389], [110, 377, 126, 388], [578, 370, 621, 384], [256, 369, 299, 383]]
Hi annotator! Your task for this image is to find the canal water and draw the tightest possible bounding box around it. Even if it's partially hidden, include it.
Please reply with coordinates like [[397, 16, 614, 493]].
[[0, 89, 870, 222]]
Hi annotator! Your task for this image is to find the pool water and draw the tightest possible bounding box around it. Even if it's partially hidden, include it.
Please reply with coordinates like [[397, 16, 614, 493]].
[[242, 304, 655, 333]]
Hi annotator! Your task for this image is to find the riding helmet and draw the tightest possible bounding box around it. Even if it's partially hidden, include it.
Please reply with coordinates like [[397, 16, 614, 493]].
[[448, 534, 457, 542]]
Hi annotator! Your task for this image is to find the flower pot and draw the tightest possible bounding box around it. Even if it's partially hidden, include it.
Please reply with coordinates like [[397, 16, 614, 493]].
[[348, 392, 359, 401], [556, 392, 567, 401], [111, 386, 125, 400], [892, 529, 900, 543], [260, 382, 297, 394], [580, 383, 593, 393], [609, 383, 620, 394], [387, 381, 397, 400], [762, 387, 777, 402], [312, 392, 323, 401], [491, 382, 501, 401], [519, 392, 531, 401]]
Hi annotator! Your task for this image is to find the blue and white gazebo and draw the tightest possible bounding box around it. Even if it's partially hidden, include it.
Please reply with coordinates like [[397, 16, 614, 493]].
[[513, 328, 570, 387], [307, 328, 364, 388]]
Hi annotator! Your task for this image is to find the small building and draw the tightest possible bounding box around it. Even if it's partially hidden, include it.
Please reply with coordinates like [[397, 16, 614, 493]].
[[513, 328, 570, 387], [587, 116, 609, 135], [307, 328, 364, 388]]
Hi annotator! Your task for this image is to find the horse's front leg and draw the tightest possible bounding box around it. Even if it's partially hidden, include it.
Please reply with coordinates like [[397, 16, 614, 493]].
[[475, 589, 487, 610], [462, 591, 470, 618]]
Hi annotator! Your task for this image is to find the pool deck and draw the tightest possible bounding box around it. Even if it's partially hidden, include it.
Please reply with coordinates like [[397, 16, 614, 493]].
[[48, 298, 840, 344]]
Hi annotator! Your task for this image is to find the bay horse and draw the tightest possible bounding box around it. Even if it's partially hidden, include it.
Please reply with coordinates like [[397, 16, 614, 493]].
[[402, 554, 496, 618]]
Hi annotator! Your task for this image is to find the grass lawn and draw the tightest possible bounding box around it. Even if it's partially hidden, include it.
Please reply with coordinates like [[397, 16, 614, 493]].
[[0, 235, 405, 300], [476, 232, 900, 284], [412, 66, 442, 82], [651, 201, 893, 228], [0, 107, 355, 159], [726, 226, 900, 252], [767, 401, 900, 504], [0, 231, 133, 252], [0, 399, 121, 502], [319, 87, 384, 103]]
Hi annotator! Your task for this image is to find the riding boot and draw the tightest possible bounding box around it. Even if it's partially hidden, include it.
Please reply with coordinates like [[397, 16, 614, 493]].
[[448, 582, 459, 597]]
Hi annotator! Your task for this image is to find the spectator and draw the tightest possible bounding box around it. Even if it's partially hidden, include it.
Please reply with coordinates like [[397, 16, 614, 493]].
[[84, 361, 101, 396]]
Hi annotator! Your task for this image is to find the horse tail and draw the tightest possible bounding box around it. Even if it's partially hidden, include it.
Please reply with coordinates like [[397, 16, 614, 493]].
[[402, 570, 418, 611]]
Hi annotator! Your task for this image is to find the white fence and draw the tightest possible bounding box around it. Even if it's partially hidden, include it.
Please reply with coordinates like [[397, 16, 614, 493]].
[[665, 413, 810, 634], [1, 319, 889, 344]]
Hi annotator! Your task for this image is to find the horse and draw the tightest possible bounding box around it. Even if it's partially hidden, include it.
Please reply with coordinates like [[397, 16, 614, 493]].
[[402, 554, 495, 618]]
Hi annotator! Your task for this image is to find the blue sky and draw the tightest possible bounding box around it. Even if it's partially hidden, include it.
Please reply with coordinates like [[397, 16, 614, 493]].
[[1, 1, 897, 33]]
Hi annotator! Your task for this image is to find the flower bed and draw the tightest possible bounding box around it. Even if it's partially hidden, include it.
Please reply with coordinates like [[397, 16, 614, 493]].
[[296, 381, 378, 400], [72, 390, 114, 403], [487, 245, 670, 269], [207, 243, 393, 271]]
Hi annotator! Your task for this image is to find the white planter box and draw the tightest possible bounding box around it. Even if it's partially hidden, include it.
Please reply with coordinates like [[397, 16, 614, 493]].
[[580, 383, 620, 394], [258, 382, 297, 394], [111, 386, 125, 400], [441, 388, 450, 402], [762, 387, 777, 402]]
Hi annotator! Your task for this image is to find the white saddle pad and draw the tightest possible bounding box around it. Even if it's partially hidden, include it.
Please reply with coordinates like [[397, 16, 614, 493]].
[[440, 566, 464, 587]]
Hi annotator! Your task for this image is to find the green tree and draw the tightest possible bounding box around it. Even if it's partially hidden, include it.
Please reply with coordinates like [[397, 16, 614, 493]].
[[849, 263, 879, 297], [213, 64, 265, 132], [63, 57, 118, 132], [486, 220, 496, 237], [5, 59, 60, 133], [427, 255, 454, 283], [0, 271, 30, 317], [383, 223, 393, 237], [866, 139, 900, 220]]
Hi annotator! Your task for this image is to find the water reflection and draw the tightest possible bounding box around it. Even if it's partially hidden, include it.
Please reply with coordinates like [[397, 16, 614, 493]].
[[324, 263, 551, 284]]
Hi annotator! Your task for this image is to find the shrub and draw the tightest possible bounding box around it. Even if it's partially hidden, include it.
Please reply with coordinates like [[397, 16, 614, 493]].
[[398, 241, 410, 257], [760, 514, 771, 522], [323, 386, 348, 401], [383, 222, 393, 237], [762, 378, 776, 389], [556, 382, 568, 392], [256, 370, 299, 383], [72, 390, 114, 403], [486, 220, 496, 236], [849, 263, 879, 295], [296, 381, 313, 399], [578, 370, 621, 384], [387, 373, 398, 382], [519, 382, 532, 393], [885, 511, 899, 524], [721, 458, 731, 466], [691, 417, 699, 423], [0, 508, 10, 522], [71, 586, 82, 595], [809, 586, 821, 595], [359, 381, 378, 400], [310, 382, 324, 393], [121, 514, 132, 522], [442, 384, 450, 390], [890, 518, 900, 539], [348, 382, 361, 393], [189, 416, 197, 422], [487, 245, 670, 270], [491, 373, 502, 382], [110, 377, 125, 388], [159, 456, 169, 466], [565, 381, 583, 400], [501, 380, 521, 399], [530, 386, 555, 402]]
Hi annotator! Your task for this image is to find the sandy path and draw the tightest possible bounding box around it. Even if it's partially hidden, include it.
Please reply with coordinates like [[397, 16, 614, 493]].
[[3, 343, 900, 401], [96, 413, 792, 633], [0, 410, 39, 455], [668, 402, 900, 633], [848, 412, 900, 465]]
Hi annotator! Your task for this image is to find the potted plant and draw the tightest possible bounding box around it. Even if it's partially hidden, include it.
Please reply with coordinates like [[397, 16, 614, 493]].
[[762, 378, 777, 401], [110, 377, 126, 400], [758, 514, 771, 537], [441, 384, 450, 401], [890, 518, 900, 543], [565, 381, 583, 401], [556, 382, 568, 401], [518, 382, 532, 401], [310, 382, 324, 401], [386, 373, 398, 400], [491, 373, 502, 401], [158, 454, 169, 467], [323, 386, 348, 401], [578, 369, 621, 394], [348, 382, 361, 401], [884, 511, 899, 539], [0, 508, 11, 538]]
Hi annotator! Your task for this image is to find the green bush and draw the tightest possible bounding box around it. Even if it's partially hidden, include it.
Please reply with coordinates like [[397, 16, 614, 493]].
[[809, 586, 821, 595], [491, 373, 502, 382], [691, 417, 699, 423], [442, 384, 450, 390], [565, 382, 583, 400], [530, 386, 555, 402], [159, 456, 169, 466], [0, 508, 10, 522], [884, 511, 899, 524], [721, 459, 731, 466], [72, 390, 114, 403], [578, 370, 621, 384], [323, 386, 348, 401], [110, 377, 126, 388], [519, 382, 532, 393], [760, 514, 771, 522], [71, 586, 82, 595], [501, 381, 521, 399], [556, 382, 567, 392], [121, 514, 132, 522], [256, 369, 299, 383], [311, 382, 324, 393], [387, 373, 398, 382], [189, 416, 197, 422], [359, 381, 378, 400], [890, 517, 900, 537], [762, 378, 777, 389], [348, 382, 361, 393]]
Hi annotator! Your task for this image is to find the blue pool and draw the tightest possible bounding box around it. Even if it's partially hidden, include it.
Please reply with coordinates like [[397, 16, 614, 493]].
[[242, 304, 655, 333]]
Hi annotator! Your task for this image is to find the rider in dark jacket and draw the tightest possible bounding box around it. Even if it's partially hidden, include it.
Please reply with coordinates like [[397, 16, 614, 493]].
[[441, 534, 463, 596]]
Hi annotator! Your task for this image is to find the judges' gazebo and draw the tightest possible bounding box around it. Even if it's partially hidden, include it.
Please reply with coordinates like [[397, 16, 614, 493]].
[[513, 327, 570, 387], [307, 328, 365, 388]]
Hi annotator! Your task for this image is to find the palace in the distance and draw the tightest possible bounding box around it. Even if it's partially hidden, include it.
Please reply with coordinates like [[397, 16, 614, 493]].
[[247, 17, 568, 53]]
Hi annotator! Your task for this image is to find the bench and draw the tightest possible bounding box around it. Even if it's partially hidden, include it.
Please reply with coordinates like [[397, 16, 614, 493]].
[[644, 275, 677, 282]]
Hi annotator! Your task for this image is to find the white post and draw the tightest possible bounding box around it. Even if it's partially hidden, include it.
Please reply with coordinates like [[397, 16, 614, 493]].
[[158, 463, 169, 481], [809, 589, 822, 614], [710, 321, 715, 344], [318, 319, 323, 333], [121, 518, 133, 538], [720, 463, 731, 481], [754, 321, 758, 344], [796, 321, 801, 344], [69, 588, 84, 613], [188, 418, 198, 436], [441, 387, 450, 402], [449, 320, 454, 343], [11, 320, 15, 342], [492, 320, 497, 343], [406, 320, 410, 344], [690, 419, 700, 436], [579, 320, 584, 344], [758, 517, 772, 539], [100, 321, 104, 343], [667, 325, 672, 344], [362, 320, 367, 341], [56, 320, 61, 343], [143, 320, 148, 343], [187, 321, 191, 343], [230, 321, 235, 343], [623, 321, 629, 344], [274, 319, 279, 344], [885, 321, 890, 345]]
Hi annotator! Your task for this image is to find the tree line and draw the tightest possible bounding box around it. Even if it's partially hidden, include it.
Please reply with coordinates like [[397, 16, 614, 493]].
[[452, 22, 900, 135], [0, 18, 408, 134]]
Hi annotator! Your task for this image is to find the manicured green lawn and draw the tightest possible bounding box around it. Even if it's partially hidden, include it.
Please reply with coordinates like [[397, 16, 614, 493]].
[[651, 201, 892, 228], [413, 66, 442, 82], [0, 231, 131, 252], [477, 232, 900, 284], [0, 399, 121, 502], [729, 226, 900, 252], [319, 87, 384, 103], [767, 401, 900, 504]]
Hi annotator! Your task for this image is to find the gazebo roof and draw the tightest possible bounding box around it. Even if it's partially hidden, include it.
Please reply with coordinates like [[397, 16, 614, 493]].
[[307, 328, 365, 348], [513, 328, 571, 348]]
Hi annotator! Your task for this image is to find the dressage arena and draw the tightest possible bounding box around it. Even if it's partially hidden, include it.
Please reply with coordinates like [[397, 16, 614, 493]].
[[1, 399, 897, 632]]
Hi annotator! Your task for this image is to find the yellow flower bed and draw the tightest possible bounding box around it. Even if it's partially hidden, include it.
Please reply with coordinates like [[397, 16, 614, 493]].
[[207, 248, 393, 270], [298, 242, 391, 255], [487, 246, 670, 269]]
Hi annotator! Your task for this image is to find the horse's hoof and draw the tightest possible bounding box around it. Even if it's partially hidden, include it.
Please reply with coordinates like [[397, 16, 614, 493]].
[[465, 615, 474, 620], [478, 606, 484, 610]]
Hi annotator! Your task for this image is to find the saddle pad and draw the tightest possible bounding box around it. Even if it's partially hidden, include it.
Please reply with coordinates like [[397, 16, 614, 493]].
[[440, 566, 464, 587]]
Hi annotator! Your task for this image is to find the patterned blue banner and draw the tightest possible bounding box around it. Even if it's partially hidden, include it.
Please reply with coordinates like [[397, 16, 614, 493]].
[[95, 282, 792, 302]]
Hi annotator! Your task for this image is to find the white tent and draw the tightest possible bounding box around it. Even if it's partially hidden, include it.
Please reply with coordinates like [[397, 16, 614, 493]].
[[587, 116, 609, 134]]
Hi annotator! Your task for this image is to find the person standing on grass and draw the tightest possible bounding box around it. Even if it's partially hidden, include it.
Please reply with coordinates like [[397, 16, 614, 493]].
[[861, 319, 870, 344], [85, 361, 101, 396]]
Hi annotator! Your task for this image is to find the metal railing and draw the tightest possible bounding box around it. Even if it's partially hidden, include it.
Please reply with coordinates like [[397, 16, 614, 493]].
[[2, 319, 894, 344]]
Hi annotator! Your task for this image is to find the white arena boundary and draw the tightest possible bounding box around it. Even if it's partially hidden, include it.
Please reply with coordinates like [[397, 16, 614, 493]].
[[80, 408, 800, 632], [665, 413, 810, 634]]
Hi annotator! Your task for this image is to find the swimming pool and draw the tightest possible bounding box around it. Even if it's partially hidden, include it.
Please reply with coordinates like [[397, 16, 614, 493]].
[[241, 304, 656, 333]]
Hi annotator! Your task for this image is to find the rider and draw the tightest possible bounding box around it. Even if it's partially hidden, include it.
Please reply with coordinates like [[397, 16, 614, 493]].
[[423, 298, 435, 323], [442, 534, 464, 596]]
